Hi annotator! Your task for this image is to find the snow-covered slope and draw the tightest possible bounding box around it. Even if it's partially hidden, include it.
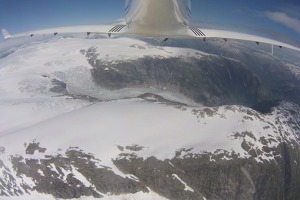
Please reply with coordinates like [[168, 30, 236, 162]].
[[0, 99, 300, 199], [1, 98, 299, 162], [0, 36, 204, 135], [1, 36, 300, 200]]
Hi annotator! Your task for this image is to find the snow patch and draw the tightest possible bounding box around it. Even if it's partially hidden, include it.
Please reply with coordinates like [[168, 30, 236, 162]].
[[172, 174, 194, 192]]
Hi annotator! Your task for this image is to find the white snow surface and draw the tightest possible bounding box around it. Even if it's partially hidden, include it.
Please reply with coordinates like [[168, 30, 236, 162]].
[[172, 174, 194, 192], [1, 190, 169, 200], [0, 36, 202, 134], [0, 36, 299, 199], [0, 99, 296, 165]]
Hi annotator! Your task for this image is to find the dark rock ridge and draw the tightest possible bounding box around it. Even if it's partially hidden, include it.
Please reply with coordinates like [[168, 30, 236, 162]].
[[2, 146, 147, 199], [80, 41, 300, 107], [113, 144, 299, 200], [41, 75, 100, 102], [1, 141, 299, 199], [251, 99, 281, 114], [138, 93, 187, 106], [82, 47, 267, 106]]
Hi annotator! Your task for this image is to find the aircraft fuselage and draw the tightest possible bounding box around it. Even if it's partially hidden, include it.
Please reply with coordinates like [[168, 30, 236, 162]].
[[125, 0, 191, 37]]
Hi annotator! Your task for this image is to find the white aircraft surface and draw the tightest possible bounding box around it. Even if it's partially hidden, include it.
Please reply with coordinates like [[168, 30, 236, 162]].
[[2, 0, 300, 51]]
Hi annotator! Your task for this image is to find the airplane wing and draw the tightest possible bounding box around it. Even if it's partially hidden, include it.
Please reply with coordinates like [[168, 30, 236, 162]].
[[3, 24, 300, 52], [2, 24, 129, 39], [188, 27, 300, 52]]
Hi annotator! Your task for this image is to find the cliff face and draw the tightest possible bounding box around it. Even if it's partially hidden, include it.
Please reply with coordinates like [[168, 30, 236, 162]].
[[83, 45, 300, 107], [85, 47, 267, 107], [114, 143, 300, 200]]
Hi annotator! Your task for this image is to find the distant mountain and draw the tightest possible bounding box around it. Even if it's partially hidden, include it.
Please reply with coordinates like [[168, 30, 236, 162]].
[[0, 35, 299, 200]]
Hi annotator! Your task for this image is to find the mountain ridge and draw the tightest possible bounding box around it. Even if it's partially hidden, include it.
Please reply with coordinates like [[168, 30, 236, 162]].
[[0, 35, 300, 199]]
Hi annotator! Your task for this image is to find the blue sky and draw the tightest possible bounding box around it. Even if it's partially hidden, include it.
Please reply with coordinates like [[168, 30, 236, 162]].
[[1, 0, 300, 45]]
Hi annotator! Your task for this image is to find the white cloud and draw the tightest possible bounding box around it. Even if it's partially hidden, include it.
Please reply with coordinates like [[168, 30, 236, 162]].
[[264, 11, 300, 34]]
